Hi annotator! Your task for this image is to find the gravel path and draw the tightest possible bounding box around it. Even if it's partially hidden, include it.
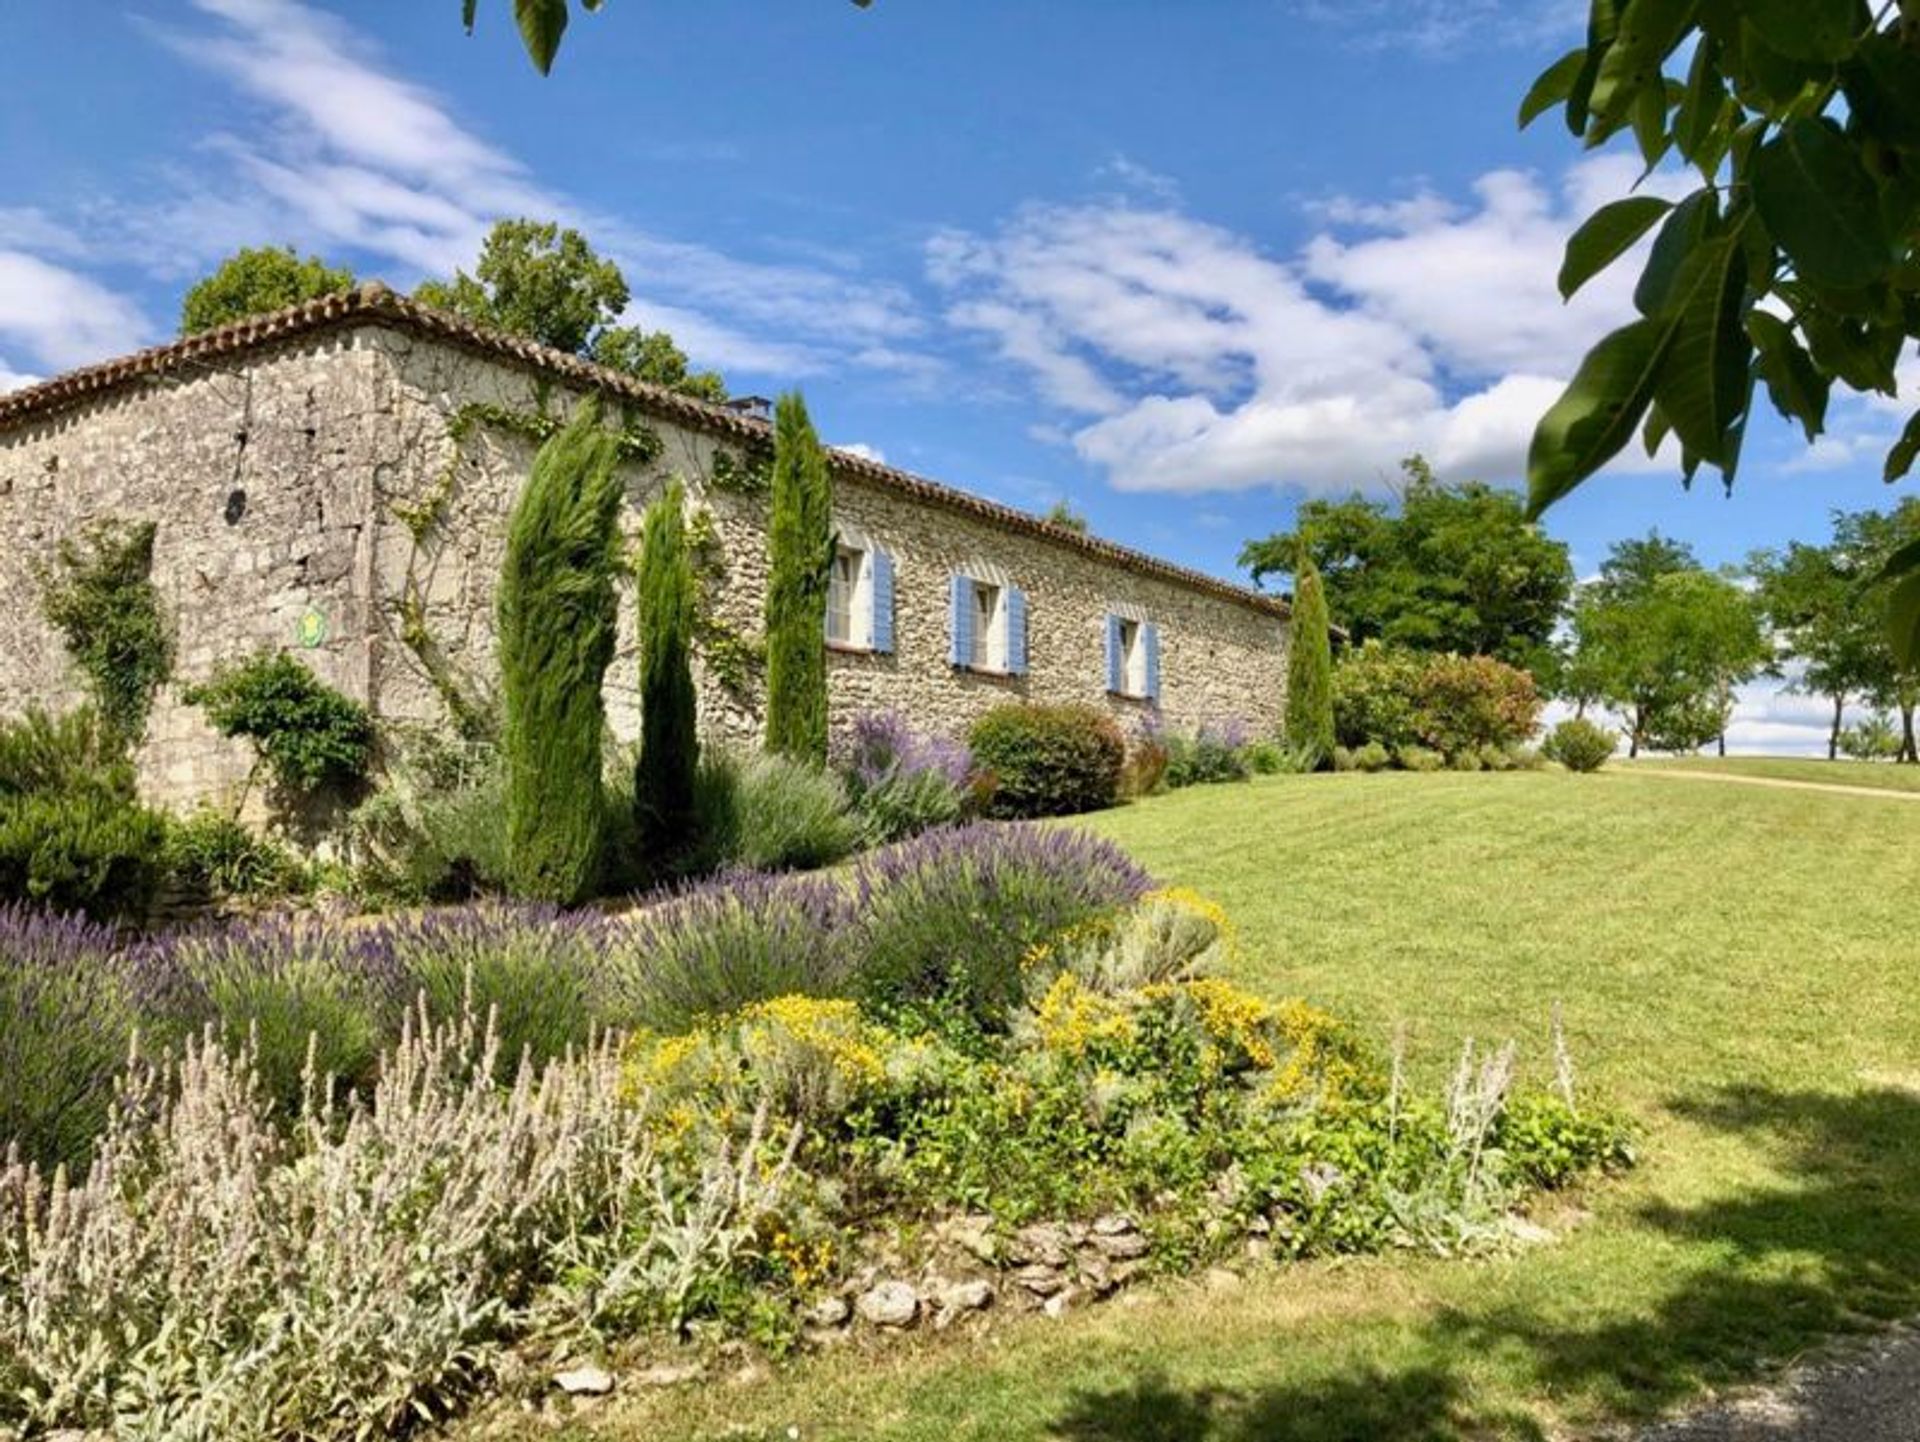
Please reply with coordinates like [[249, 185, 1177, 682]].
[[1616, 769, 1920, 802], [1631, 1326, 1920, 1441]]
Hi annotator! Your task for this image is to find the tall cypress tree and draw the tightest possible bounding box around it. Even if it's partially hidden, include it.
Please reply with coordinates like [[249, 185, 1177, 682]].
[[498, 396, 624, 904], [763, 391, 833, 761], [634, 479, 700, 869], [1286, 548, 1336, 769]]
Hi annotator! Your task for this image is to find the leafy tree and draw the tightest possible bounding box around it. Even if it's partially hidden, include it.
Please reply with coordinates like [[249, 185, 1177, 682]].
[[498, 397, 624, 903], [1839, 499, 1920, 761], [762, 392, 833, 762], [1518, 4, 1920, 662], [1749, 539, 1880, 759], [1586, 531, 1698, 606], [1285, 549, 1336, 767], [179, 247, 356, 336], [1567, 557, 1769, 758], [1242, 457, 1574, 671], [417, 218, 726, 399], [634, 479, 700, 868]]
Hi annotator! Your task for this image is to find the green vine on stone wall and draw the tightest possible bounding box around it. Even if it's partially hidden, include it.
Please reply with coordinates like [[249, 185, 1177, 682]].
[[686, 504, 764, 701], [39, 518, 174, 742], [388, 397, 662, 739], [707, 445, 772, 497]]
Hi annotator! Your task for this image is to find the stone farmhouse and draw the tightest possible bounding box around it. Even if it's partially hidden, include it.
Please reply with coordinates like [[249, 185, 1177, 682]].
[[0, 283, 1291, 813]]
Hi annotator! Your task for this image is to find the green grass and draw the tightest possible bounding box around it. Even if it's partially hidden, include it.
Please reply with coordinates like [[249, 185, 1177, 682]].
[[1624, 755, 1920, 794], [568, 772, 1920, 1442]]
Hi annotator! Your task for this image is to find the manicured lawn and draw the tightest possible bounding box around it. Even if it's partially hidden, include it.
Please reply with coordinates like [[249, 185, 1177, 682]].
[[567, 772, 1920, 1442], [1624, 755, 1920, 793]]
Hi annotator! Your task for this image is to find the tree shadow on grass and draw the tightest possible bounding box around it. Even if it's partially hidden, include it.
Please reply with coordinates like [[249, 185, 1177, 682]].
[[1048, 1084, 1920, 1441]]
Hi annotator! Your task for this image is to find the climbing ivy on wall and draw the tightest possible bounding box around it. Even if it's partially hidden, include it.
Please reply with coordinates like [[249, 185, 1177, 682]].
[[40, 519, 174, 742], [685, 505, 765, 703]]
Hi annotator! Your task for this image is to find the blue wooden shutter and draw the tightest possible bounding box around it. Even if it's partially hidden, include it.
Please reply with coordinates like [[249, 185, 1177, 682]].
[[871, 549, 895, 654], [1007, 586, 1029, 675], [949, 574, 973, 666], [1105, 614, 1123, 693], [1143, 622, 1162, 701]]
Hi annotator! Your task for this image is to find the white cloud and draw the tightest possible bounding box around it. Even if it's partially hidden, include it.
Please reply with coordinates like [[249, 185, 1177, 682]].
[[835, 442, 887, 464], [931, 157, 1681, 496], [0, 251, 151, 372], [1287, 0, 1581, 54], [88, 0, 927, 382], [0, 363, 40, 395]]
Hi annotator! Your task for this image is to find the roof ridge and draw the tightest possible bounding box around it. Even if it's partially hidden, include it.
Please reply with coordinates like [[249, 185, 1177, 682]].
[[0, 283, 1288, 619]]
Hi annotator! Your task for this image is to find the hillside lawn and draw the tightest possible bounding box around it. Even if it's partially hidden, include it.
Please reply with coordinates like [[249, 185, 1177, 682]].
[[566, 770, 1919, 1442], [1624, 755, 1920, 794]]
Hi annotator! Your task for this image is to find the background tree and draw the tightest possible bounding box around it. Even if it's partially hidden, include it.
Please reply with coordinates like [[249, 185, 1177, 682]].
[[763, 392, 833, 762], [1518, 5, 1920, 663], [1567, 554, 1769, 758], [1285, 548, 1336, 768], [633, 479, 700, 868], [179, 247, 356, 336], [1242, 456, 1574, 672], [1043, 499, 1090, 534], [1841, 500, 1920, 761], [497, 397, 623, 903], [1749, 538, 1879, 760]]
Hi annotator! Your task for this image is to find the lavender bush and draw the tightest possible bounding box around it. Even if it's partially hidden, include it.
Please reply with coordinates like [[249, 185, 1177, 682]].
[[852, 823, 1153, 1029], [608, 868, 857, 1031], [152, 914, 412, 1115], [834, 710, 977, 845], [0, 907, 167, 1170], [1163, 717, 1255, 789]]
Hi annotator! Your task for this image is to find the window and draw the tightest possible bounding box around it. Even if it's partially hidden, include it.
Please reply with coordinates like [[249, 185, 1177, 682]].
[[1106, 613, 1160, 700], [823, 541, 895, 653], [971, 581, 1002, 670], [950, 574, 1028, 675], [827, 544, 865, 647]]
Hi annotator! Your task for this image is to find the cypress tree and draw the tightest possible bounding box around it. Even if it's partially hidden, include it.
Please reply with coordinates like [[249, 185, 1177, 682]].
[[498, 396, 624, 904], [634, 479, 700, 869], [1286, 548, 1336, 769], [763, 391, 833, 761]]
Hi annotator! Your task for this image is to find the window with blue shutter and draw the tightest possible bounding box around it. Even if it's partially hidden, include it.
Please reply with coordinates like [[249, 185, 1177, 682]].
[[1105, 614, 1123, 693], [871, 549, 895, 654], [1143, 622, 1162, 701], [1006, 586, 1029, 675], [949, 574, 973, 667]]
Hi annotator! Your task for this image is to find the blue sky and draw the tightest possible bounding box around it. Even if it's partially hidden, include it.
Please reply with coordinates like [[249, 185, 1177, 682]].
[[3, 0, 1915, 751]]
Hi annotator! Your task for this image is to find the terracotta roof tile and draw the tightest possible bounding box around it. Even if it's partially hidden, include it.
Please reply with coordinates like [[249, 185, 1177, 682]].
[[0, 282, 1289, 619]]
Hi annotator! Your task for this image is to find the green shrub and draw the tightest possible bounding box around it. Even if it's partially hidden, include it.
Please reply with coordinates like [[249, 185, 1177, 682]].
[[1543, 718, 1616, 773], [852, 767, 965, 847], [968, 703, 1124, 818], [1121, 733, 1170, 798], [1163, 723, 1254, 788], [1449, 749, 1485, 772], [0, 706, 133, 803], [763, 392, 832, 762], [163, 810, 302, 901], [497, 398, 624, 904], [734, 751, 859, 871], [1331, 745, 1357, 772], [185, 652, 375, 796], [347, 734, 510, 903], [1396, 745, 1445, 772], [39, 519, 172, 741], [1285, 553, 1335, 768], [1244, 738, 1285, 775], [1352, 740, 1392, 772], [0, 790, 166, 925], [1333, 642, 1541, 759], [1478, 742, 1517, 772], [634, 480, 700, 872]]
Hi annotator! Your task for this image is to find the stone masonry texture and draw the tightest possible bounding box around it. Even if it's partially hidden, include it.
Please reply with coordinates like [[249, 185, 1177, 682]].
[[0, 297, 1290, 819]]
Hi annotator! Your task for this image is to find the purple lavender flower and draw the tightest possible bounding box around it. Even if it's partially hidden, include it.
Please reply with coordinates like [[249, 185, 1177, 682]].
[[835, 709, 976, 792]]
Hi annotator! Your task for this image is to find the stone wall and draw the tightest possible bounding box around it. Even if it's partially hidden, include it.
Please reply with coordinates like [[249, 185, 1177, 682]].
[[0, 333, 386, 815], [0, 321, 1289, 819]]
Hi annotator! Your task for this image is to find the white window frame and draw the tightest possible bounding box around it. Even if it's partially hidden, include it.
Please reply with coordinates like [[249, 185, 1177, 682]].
[[970, 580, 1005, 671], [1116, 617, 1148, 698], [826, 542, 871, 650]]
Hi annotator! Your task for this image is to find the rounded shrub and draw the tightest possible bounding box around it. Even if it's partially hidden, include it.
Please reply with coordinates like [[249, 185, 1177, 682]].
[[1352, 740, 1392, 772], [733, 751, 859, 871], [1396, 745, 1445, 772], [968, 703, 1124, 818], [1543, 717, 1616, 773]]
